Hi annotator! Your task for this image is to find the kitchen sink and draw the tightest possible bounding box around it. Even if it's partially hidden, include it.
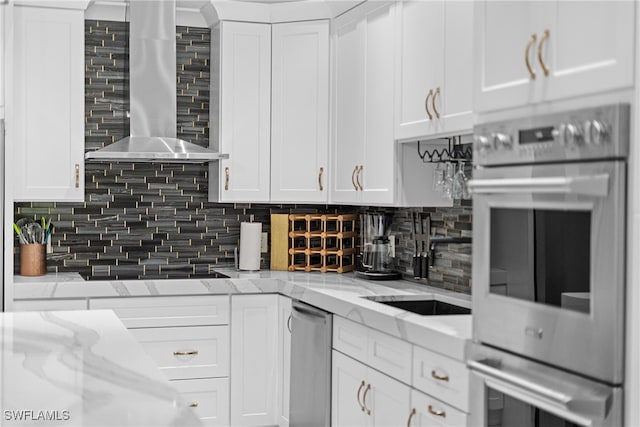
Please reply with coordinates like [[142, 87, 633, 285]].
[[363, 296, 471, 315]]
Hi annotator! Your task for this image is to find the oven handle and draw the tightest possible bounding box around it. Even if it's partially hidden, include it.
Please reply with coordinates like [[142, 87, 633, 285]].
[[468, 359, 612, 424], [467, 174, 609, 197]]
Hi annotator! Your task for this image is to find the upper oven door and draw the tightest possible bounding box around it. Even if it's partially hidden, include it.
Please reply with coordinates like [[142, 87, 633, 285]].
[[469, 160, 625, 384]]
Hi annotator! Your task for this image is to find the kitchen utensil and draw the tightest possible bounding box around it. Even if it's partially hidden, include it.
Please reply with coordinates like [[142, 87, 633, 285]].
[[412, 211, 420, 279], [13, 222, 28, 244], [420, 213, 429, 279]]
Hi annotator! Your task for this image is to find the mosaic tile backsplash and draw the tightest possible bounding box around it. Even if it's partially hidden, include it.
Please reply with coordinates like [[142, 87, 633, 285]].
[[14, 20, 472, 293]]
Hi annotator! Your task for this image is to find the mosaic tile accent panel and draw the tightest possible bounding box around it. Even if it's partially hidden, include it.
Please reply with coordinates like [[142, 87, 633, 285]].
[[13, 19, 472, 293]]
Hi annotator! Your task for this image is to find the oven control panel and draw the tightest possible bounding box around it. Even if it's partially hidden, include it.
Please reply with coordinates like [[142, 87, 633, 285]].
[[473, 104, 629, 166]]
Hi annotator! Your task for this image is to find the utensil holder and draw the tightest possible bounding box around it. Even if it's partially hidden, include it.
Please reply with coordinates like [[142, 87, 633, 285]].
[[20, 243, 46, 276]]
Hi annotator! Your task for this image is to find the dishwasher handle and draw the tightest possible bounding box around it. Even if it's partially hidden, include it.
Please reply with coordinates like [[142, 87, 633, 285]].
[[292, 300, 330, 321]]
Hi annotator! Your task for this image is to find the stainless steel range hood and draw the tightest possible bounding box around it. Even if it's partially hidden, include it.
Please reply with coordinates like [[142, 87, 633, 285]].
[[85, 0, 228, 163]]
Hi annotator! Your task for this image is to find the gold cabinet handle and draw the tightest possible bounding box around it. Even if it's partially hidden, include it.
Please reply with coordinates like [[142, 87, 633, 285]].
[[428, 405, 446, 418], [356, 380, 365, 411], [525, 33, 537, 80], [318, 167, 324, 191], [351, 165, 359, 191], [75, 164, 80, 188], [356, 165, 363, 191], [424, 89, 433, 120], [432, 87, 440, 119], [362, 383, 371, 415], [173, 350, 199, 356], [538, 29, 550, 77], [407, 408, 416, 427], [431, 369, 449, 382], [287, 314, 292, 333], [189, 402, 198, 408], [224, 167, 230, 191]]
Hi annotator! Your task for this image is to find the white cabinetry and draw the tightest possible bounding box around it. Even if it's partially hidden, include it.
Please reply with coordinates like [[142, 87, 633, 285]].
[[474, 1, 635, 113], [12, 298, 87, 311], [0, 2, 5, 118], [271, 21, 329, 203], [230, 294, 279, 426], [395, 0, 473, 141], [277, 295, 292, 427], [331, 1, 396, 205], [210, 21, 271, 202], [89, 296, 231, 427], [11, 4, 86, 201]]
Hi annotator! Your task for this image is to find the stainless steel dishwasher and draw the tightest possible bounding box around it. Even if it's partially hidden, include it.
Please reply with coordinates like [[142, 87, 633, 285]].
[[289, 300, 333, 427]]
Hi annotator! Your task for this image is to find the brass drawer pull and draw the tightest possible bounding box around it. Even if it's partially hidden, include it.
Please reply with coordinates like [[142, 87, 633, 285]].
[[525, 33, 537, 79], [318, 167, 324, 191], [351, 165, 359, 191], [362, 383, 371, 415], [189, 402, 198, 408], [428, 404, 446, 418], [432, 87, 440, 119], [407, 408, 416, 427], [356, 165, 363, 191], [356, 380, 365, 411], [538, 29, 550, 77], [431, 369, 449, 382], [75, 164, 80, 188], [173, 350, 199, 356], [425, 89, 433, 120], [224, 167, 230, 191]]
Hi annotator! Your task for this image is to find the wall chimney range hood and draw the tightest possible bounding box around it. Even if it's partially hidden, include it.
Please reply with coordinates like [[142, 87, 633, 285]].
[[85, 0, 228, 163]]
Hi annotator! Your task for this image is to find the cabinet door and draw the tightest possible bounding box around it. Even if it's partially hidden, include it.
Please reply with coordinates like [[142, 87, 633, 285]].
[[230, 294, 278, 426], [331, 351, 370, 427], [277, 296, 292, 427], [473, 1, 548, 113], [12, 6, 85, 201], [361, 2, 396, 205], [171, 378, 230, 427], [411, 388, 468, 427], [396, 0, 444, 140], [271, 21, 329, 203], [368, 369, 411, 427], [217, 22, 271, 202], [544, 1, 635, 102], [331, 11, 365, 204]]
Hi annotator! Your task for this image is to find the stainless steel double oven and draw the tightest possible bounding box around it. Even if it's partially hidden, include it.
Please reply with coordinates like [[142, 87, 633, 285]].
[[468, 104, 629, 426]]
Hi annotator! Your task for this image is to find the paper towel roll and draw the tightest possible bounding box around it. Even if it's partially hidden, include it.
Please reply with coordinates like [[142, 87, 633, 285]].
[[239, 222, 262, 271]]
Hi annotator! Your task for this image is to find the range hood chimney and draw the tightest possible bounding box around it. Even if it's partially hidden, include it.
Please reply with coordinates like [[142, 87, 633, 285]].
[[85, 0, 228, 163]]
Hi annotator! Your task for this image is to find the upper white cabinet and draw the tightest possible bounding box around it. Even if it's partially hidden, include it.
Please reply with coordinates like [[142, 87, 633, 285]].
[[331, 1, 396, 205], [395, 0, 474, 141], [271, 21, 329, 203], [11, 4, 86, 201], [0, 3, 5, 118], [210, 21, 272, 202], [474, 1, 635, 113]]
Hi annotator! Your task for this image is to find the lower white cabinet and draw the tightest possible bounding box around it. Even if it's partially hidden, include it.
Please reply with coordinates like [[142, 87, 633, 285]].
[[12, 298, 87, 311], [277, 295, 292, 427], [171, 378, 230, 427], [332, 350, 411, 427], [410, 388, 468, 427], [230, 294, 279, 426]]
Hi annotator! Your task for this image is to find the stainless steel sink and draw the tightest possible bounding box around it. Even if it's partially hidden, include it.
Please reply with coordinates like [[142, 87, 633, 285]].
[[362, 296, 471, 315]]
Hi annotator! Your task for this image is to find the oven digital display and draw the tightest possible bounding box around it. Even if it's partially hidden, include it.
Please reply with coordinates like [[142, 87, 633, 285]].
[[519, 126, 556, 144], [489, 208, 591, 313]]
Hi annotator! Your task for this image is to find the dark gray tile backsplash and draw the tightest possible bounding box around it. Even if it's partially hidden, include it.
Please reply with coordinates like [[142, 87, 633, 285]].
[[14, 20, 472, 293]]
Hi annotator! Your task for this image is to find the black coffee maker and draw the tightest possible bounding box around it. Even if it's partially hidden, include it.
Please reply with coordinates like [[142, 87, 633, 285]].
[[355, 211, 400, 280]]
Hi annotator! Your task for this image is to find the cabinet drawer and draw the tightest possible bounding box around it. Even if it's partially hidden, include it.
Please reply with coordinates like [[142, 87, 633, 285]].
[[171, 378, 229, 427], [367, 327, 412, 385], [412, 346, 469, 412], [90, 296, 229, 327], [130, 326, 229, 379], [411, 388, 467, 427], [13, 299, 87, 312], [333, 316, 368, 362]]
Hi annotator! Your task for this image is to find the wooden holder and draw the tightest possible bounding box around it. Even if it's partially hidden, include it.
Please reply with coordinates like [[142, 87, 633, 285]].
[[20, 243, 46, 276]]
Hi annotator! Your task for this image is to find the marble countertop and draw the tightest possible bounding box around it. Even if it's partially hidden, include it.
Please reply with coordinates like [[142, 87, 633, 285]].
[[0, 309, 200, 426], [13, 270, 472, 360]]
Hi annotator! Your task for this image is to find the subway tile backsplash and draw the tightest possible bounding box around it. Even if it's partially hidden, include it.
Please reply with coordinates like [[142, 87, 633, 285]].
[[14, 20, 472, 293]]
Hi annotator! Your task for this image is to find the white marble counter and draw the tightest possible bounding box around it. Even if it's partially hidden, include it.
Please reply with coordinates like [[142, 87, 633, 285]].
[[13, 270, 472, 360], [0, 310, 201, 426]]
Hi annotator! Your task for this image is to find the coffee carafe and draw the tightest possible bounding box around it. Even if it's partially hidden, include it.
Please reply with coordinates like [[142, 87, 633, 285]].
[[356, 211, 400, 280]]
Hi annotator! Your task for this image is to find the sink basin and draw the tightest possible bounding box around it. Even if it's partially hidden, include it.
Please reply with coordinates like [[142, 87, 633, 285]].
[[363, 297, 471, 315]]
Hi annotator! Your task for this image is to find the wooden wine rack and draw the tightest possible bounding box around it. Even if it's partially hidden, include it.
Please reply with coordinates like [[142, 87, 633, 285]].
[[288, 214, 357, 273]]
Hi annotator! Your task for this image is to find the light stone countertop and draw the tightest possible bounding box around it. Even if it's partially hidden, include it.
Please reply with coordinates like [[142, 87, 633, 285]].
[[13, 270, 472, 360], [0, 309, 201, 426]]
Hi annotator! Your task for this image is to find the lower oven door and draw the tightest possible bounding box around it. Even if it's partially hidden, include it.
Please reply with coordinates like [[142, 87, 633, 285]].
[[468, 344, 623, 427], [469, 160, 625, 384]]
